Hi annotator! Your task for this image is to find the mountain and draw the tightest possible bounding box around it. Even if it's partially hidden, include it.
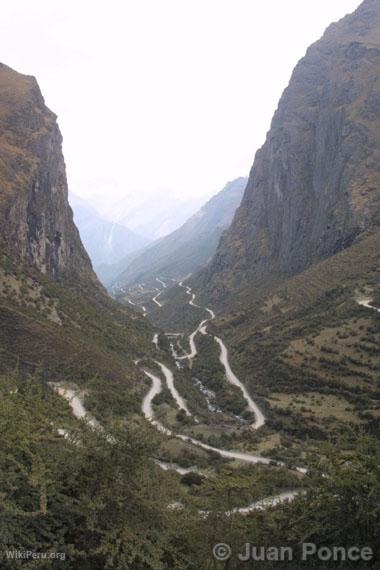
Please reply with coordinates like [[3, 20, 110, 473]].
[[0, 62, 153, 404], [89, 188, 211, 241], [69, 192, 149, 283], [1, 6, 379, 566], [186, 0, 380, 447], [0, 64, 93, 282], [113, 177, 246, 289], [201, 0, 380, 301]]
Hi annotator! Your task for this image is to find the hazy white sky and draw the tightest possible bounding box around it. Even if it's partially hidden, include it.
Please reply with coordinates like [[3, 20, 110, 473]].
[[0, 0, 361, 208]]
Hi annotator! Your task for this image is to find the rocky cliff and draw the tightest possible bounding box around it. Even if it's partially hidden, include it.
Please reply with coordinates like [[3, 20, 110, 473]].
[[0, 63, 93, 281], [202, 0, 380, 298], [0, 62, 153, 395]]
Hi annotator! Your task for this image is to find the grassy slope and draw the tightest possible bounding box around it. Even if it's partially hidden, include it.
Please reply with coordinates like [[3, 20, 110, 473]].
[[111, 230, 380, 465], [0, 62, 157, 423], [0, 249, 155, 422], [194, 230, 380, 456]]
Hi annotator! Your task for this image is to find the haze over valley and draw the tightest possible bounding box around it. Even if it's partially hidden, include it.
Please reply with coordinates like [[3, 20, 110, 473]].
[[0, 1, 379, 568]]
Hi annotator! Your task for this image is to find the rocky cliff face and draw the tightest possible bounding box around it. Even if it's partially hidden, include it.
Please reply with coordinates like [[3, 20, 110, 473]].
[[0, 62, 152, 391], [0, 63, 93, 280], [202, 0, 380, 297]]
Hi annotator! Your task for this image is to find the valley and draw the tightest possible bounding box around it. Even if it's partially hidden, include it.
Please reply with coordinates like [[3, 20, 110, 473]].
[[1, 0, 380, 567], [52, 267, 378, 533], [116, 260, 378, 462]]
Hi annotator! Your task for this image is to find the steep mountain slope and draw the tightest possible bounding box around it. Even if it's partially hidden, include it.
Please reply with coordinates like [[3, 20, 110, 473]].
[[113, 177, 246, 289], [69, 192, 149, 283], [200, 229, 380, 443], [175, 0, 380, 448], [201, 0, 380, 300], [0, 63, 93, 281], [0, 62, 153, 417]]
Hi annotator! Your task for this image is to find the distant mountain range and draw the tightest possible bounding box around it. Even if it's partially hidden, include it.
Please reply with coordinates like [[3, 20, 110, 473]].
[[69, 193, 149, 282], [112, 177, 247, 289], [86, 188, 211, 242]]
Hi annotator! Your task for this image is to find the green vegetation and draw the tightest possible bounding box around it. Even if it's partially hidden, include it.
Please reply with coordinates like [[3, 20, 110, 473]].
[[3, 45, 379, 568], [0, 250, 155, 423], [186, 232, 380, 462], [0, 372, 175, 569], [145, 284, 204, 334], [192, 335, 247, 417], [0, 365, 378, 569]]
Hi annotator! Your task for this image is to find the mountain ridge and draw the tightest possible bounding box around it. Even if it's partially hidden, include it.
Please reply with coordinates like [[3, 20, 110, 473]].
[[199, 0, 380, 301], [69, 192, 149, 282], [0, 62, 94, 283], [113, 176, 247, 289], [0, 62, 153, 407]]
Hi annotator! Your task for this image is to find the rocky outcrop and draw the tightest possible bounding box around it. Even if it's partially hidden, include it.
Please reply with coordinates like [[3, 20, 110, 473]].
[[0, 63, 93, 280], [201, 0, 380, 297], [0, 62, 153, 384]]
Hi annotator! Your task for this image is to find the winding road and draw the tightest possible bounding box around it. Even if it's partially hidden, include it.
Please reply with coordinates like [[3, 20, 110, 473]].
[[152, 288, 163, 307], [175, 317, 209, 362], [174, 281, 265, 430], [54, 378, 301, 514], [155, 360, 192, 416], [128, 298, 147, 316], [51, 384, 100, 429], [141, 367, 273, 466], [357, 295, 380, 313], [141, 370, 171, 435], [138, 281, 281, 468], [56, 275, 308, 510], [215, 336, 265, 429], [140, 278, 310, 476], [54, 293, 304, 515], [227, 490, 302, 515], [56, 276, 370, 516]]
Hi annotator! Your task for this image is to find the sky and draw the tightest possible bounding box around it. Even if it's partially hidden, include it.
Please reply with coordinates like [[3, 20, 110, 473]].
[[0, 0, 361, 219]]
